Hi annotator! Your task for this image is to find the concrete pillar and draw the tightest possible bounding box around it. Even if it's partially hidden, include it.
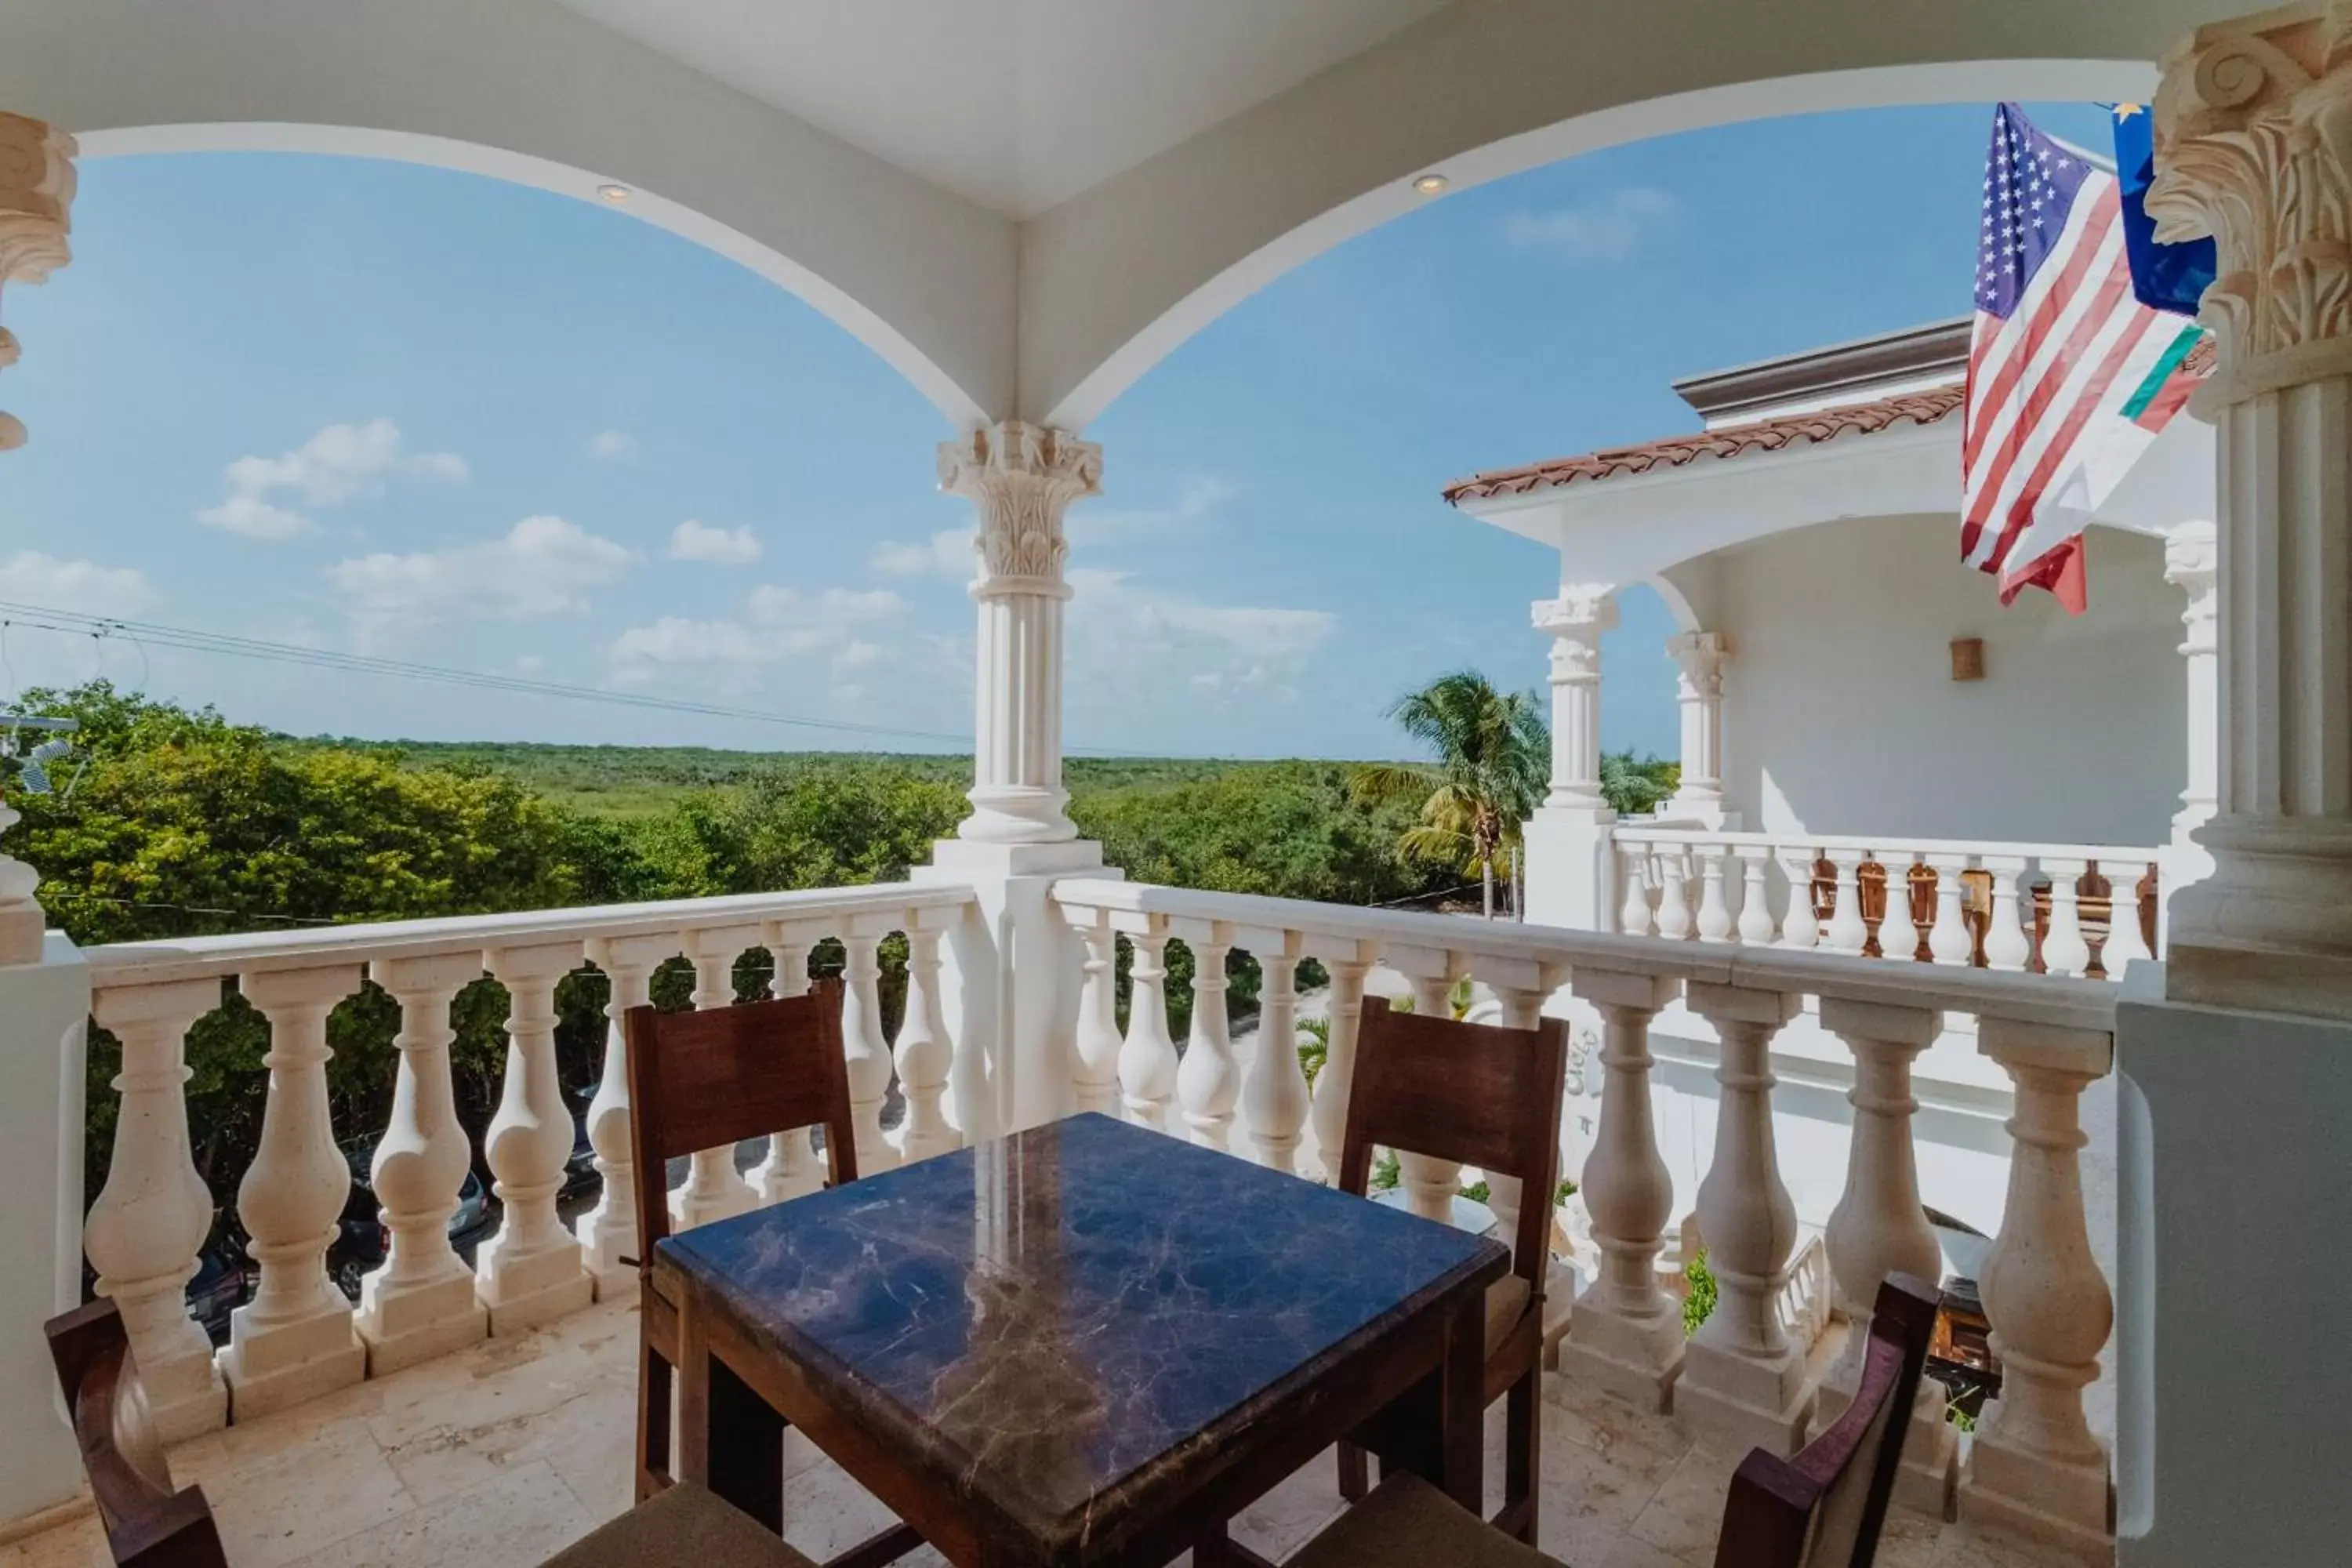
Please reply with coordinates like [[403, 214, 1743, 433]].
[[1663, 631, 1733, 826], [2158, 523, 2218, 949], [1524, 588, 1621, 935]]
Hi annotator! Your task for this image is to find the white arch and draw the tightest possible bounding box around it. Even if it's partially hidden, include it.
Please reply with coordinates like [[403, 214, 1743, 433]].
[[5, 0, 1015, 429]]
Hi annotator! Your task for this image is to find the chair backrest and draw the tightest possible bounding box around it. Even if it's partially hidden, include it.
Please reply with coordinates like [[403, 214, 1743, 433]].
[[45, 1298, 228, 1568], [1711, 1273, 1942, 1568], [1337, 996, 1570, 1290], [625, 978, 857, 1262]]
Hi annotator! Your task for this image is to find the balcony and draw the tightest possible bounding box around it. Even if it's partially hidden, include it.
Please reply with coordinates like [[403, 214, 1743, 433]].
[[10, 876, 2118, 1566]]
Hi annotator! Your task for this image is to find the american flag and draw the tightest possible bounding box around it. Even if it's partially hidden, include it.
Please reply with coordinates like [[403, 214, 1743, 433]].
[[1962, 103, 2207, 612]]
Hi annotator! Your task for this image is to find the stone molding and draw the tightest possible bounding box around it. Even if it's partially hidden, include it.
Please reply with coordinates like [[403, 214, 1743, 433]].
[[0, 111, 76, 452], [1665, 630, 1733, 698], [2151, 2, 2352, 404], [936, 420, 1104, 600]]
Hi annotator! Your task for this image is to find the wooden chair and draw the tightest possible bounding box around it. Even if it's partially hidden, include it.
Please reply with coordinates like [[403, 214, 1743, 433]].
[[1287, 1274, 1941, 1568], [625, 980, 858, 1503], [46, 1298, 824, 1568], [45, 1298, 227, 1568], [1333, 996, 1570, 1545]]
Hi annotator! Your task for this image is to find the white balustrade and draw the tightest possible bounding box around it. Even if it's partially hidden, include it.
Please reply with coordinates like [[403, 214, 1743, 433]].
[[1305, 945, 1377, 1180], [1775, 846, 1820, 949], [1824, 851, 1869, 956], [1618, 845, 1653, 935], [1984, 855, 2034, 972], [1735, 845, 1777, 947], [837, 919, 900, 1173], [579, 933, 671, 1287], [1694, 843, 1735, 944], [673, 926, 764, 1228], [1066, 909, 1123, 1117], [2041, 857, 2092, 978], [1240, 932, 1310, 1174], [358, 952, 491, 1370], [84, 979, 229, 1439], [893, 916, 959, 1162], [1392, 956, 1465, 1223], [223, 965, 366, 1416], [751, 922, 822, 1202], [1118, 923, 1181, 1131], [1875, 851, 1918, 962], [1174, 920, 1240, 1149], [1654, 848, 1695, 940], [1926, 855, 1973, 967], [476, 943, 595, 1334], [2098, 862, 2154, 976]]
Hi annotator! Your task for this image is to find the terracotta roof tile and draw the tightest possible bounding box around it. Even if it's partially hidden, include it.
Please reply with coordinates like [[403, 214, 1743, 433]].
[[1441, 383, 1966, 505]]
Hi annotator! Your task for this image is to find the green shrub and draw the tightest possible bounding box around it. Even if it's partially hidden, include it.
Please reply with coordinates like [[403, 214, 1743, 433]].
[[1682, 1248, 1719, 1337]]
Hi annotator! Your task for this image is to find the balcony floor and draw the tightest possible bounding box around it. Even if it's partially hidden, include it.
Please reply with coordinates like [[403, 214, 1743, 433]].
[[2, 1293, 2093, 1568]]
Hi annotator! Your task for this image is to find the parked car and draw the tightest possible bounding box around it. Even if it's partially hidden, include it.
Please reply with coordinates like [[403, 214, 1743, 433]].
[[186, 1225, 248, 1344], [328, 1140, 496, 1301]]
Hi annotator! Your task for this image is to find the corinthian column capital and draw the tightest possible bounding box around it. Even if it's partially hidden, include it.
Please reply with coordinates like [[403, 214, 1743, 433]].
[[0, 111, 78, 452], [2150, 3, 2352, 401], [936, 421, 1104, 600]]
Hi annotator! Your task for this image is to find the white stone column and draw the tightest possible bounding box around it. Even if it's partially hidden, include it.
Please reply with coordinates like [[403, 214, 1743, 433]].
[[2158, 523, 2220, 949], [1305, 945, 1377, 1179], [751, 922, 822, 1201], [474, 942, 593, 1332], [936, 421, 1101, 845], [0, 111, 75, 459], [1118, 924, 1180, 1131], [85, 978, 229, 1439], [1534, 589, 1618, 812], [2153, 13, 2352, 1014], [1394, 961, 1464, 1223], [1240, 931, 1309, 1173], [1819, 997, 1956, 1517], [1563, 967, 1686, 1410], [1663, 632, 1733, 826], [1962, 1020, 2116, 1557], [839, 920, 900, 1173], [357, 952, 490, 1372], [1679, 982, 1814, 1455], [895, 917, 960, 1162], [1066, 909, 1123, 1118], [673, 927, 762, 1227], [579, 934, 671, 1288], [223, 966, 366, 1417], [1174, 921, 1239, 1150]]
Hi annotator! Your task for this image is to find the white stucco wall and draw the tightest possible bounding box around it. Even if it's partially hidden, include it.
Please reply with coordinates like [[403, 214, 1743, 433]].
[[1700, 514, 2184, 848]]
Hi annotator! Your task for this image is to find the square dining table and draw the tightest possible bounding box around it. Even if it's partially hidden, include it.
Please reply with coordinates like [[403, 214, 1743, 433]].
[[655, 1110, 1510, 1568]]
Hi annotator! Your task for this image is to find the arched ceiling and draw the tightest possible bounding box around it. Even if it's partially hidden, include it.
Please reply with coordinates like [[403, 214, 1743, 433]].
[[2, 0, 2250, 431]]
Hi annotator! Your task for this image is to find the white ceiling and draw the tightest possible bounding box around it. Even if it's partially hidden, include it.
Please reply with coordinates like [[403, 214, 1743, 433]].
[[550, 0, 1455, 217]]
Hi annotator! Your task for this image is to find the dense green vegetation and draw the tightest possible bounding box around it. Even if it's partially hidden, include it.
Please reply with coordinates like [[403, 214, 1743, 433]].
[[1349, 671, 1549, 920]]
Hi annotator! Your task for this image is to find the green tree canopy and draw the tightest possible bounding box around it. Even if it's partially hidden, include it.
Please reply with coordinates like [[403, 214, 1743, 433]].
[[1349, 670, 1549, 917]]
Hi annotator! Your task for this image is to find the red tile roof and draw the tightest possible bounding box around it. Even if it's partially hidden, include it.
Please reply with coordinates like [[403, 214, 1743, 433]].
[[1441, 383, 1965, 505]]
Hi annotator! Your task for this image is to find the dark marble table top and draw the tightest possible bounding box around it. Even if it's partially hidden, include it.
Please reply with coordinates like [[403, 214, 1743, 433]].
[[658, 1111, 1507, 1563]]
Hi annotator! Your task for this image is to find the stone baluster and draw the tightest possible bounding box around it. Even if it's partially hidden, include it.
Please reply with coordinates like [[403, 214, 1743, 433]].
[[1876, 851, 1919, 962], [1960, 1020, 2115, 1554], [1119, 921, 1180, 1131], [1736, 845, 1777, 946], [1694, 842, 1735, 943], [2039, 857, 2092, 978], [1819, 997, 1956, 1515], [1306, 946, 1377, 1180], [475, 943, 593, 1332], [750, 923, 823, 1201], [1926, 854, 1975, 966], [1774, 846, 1820, 949], [1240, 932, 1310, 1174], [1174, 920, 1240, 1149], [1980, 855, 2034, 971], [579, 934, 672, 1287], [1618, 844, 1653, 935], [1823, 850, 1869, 956], [221, 967, 366, 1416], [84, 980, 229, 1439], [1563, 967, 1685, 1409], [1067, 909, 1123, 1117], [673, 927, 762, 1226], [839, 920, 899, 1172], [358, 953, 490, 1370], [0, 112, 75, 457], [1680, 982, 1815, 1454], [2100, 862, 2154, 976], [894, 917, 958, 1162], [1393, 960, 1465, 1223], [1655, 848, 1695, 940]]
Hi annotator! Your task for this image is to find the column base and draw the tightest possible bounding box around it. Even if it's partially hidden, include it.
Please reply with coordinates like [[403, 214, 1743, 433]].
[[670, 1175, 758, 1232], [574, 1196, 639, 1301], [1675, 1337, 1816, 1457], [110, 1277, 230, 1441], [474, 1230, 592, 1335], [218, 1307, 365, 1421], [2167, 815, 2352, 1016], [356, 1262, 488, 1375], [1962, 1423, 2113, 1563], [1562, 1289, 1685, 1412]]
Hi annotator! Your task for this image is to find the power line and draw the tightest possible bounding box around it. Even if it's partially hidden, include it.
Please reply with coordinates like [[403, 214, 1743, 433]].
[[0, 601, 1067, 750]]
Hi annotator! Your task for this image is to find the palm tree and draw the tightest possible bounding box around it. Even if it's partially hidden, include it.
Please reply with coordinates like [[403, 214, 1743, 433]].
[[1351, 670, 1549, 919], [1599, 750, 1679, 817]]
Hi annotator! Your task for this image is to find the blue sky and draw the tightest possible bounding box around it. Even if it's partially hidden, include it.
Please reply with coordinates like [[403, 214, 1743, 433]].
[[0, 101, 2111, 761]]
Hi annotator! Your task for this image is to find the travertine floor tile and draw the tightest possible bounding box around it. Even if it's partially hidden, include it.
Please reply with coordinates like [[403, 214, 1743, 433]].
[[282, 1463, 589, 1568]]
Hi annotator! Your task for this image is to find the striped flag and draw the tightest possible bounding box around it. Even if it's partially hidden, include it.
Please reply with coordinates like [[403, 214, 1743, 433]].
[[1962, 103, 2208, 612]]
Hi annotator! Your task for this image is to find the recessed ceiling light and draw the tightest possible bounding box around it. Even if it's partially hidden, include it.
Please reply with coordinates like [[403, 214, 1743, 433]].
[[1413, 172, 1450, 195], [596, 183, 632, 204]]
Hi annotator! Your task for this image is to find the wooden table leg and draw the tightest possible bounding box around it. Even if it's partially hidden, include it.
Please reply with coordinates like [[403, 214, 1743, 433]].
[[1437, 1291, 1484, 1514], [679, 1287, 786, 1531]]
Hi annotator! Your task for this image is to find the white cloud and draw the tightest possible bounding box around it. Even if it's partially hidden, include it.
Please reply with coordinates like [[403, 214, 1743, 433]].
[[0, 551, 160, 617], [667, 519, 763, 564], [613, 582, 911, 680], [198, 418, 468, 539], [1503, 188, 1682, 262], [325, 515, 637, 623], [870, 528, 973, 578], [1064, 568, 1335, 720], [586, 430, 638, 463], [1065, 474, 1236, 547]]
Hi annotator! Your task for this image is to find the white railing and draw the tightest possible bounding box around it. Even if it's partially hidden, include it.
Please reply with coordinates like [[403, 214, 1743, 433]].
[[78, 882, 975, 1439], [1612, 826, 2161, 979], [1050, 877, 2115, 1542]]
